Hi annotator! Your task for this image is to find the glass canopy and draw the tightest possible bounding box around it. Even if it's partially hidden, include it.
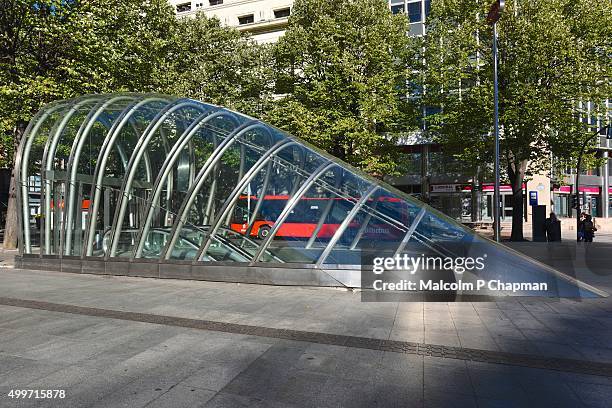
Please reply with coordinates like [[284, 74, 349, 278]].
[[14, 94, 602, 296]]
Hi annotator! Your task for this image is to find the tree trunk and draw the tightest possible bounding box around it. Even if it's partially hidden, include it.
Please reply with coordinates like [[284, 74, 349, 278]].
[[508, 159, 528, 241], [3, 168, 18, 249], [510, 178, 524, 241], [3, 122, 26, 250]]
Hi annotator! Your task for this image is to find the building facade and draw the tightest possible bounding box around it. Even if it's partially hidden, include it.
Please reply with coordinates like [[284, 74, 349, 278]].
[[168, 0, 431, 42], [169, 0, 292, 43]]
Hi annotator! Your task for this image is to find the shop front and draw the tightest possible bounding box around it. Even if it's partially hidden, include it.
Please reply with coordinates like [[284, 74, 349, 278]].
[[428, 184, 472, 221], [428, 183, 527, 222], [481, 184, 526, 222], [553, 186, 602, 218]]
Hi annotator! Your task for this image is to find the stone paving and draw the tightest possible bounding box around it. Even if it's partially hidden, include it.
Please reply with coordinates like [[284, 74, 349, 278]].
[[0, 248, 16, 269], [0, 267, 611, 407], [1, 296, 611, 378]]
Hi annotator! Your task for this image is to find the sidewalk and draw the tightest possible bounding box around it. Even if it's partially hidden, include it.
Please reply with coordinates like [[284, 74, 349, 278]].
[[476, 222, 612, 243], [0, 263, 611, 407], [0, 247, 16, 269]]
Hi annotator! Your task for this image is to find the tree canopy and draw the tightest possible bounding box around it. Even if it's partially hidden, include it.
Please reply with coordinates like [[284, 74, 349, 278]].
[[0, 0, 178, 166], [264, 0, 421, 176], [167, 13, 272, 117], [421, 0, 612, 239]]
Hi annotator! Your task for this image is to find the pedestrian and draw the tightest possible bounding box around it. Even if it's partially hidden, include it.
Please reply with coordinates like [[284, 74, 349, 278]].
[[545, 212, 561, 242], [578, 212, 586, 241], [583, 214, 597, 242]]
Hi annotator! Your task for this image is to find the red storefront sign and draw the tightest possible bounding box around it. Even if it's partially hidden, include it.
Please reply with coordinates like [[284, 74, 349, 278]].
[[554, 186, 601, 195], [481, 183, 526, 192]]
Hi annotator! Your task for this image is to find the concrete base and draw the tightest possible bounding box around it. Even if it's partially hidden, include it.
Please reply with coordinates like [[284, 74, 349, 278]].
[[14, 255, 360, 288]]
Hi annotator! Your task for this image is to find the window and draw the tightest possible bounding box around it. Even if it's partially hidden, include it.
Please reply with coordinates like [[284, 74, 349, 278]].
[[238, 14, 254, 25], [408, 2, 422, 23], [176, 2, 191, 13], [274, 8, 290, 19], [391, 4, 404, 14], [209, 0, 223, 5]]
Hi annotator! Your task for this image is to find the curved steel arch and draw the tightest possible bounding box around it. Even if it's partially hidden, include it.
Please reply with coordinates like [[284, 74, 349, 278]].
[[107, 99, 214, 258], [161, 120, 265, 260], [242, 142, 305, 238], [15, 101, 69, 254], [251, 161, 337, 263], [133, 108, 242, 258], [196, 139, 299, 261], [393, 206, 427, 257], [316, 184, 379, 267], [84, 97, 171, 256], [40, 97, 102, 254], [62, 99, 154, 256], [63, 95, 136, 255]]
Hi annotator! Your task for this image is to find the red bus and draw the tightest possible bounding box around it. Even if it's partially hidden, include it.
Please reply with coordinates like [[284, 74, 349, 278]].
[[230, 195, 410, 240]]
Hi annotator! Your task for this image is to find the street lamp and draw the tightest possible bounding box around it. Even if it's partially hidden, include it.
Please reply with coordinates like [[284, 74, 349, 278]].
[[487, 0, 504, 242], [574, 124, 612, 241]]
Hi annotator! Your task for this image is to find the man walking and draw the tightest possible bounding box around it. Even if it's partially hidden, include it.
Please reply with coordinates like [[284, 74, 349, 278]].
[[582, 214, 597, 242]]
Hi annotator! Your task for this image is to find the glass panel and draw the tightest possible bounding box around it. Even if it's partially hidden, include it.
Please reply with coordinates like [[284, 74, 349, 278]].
[[320, 188, 421, 265], [408, 2, 422, 23], [315, 171, 367, 244], [167, 125, 274, 259], [22, 105, 67, 253], [44, 98, 100, 254], [355, 191, 421, 250], [87, 99, 170, 257], [64, 97, 135, 256], [138, 112, 245, 258], [200, 136, 301, 261]]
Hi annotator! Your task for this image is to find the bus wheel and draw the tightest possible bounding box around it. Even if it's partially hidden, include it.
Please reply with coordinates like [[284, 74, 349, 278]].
[[257, 225, 271, 240]]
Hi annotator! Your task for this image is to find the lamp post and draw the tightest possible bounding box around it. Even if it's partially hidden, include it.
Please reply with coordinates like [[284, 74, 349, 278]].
[[575, 124, 611, 241], [487, 0, 504, 242]]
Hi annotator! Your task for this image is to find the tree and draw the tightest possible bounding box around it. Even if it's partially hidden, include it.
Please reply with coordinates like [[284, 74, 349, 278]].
[[0, 0, 178, 248], [167, 13, 273, 117], [265, 0, 420, 176], [421, 0, 611, 240]]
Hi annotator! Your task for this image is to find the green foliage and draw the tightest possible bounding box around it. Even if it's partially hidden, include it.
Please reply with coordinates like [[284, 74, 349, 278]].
[[0, 1, 277, 168], [0, 0, 178, 167], [421, 0, 611, 238], [423, 0, 611, 175], [264, 0, 421, 176], [167, 13, 273, 117]]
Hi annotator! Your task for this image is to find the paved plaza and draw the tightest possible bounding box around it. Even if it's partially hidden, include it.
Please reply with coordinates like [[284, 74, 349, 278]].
[[1, 254, 611, 408]]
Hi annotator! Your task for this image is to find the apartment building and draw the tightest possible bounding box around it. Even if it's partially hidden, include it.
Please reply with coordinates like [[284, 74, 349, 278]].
[[169, 0, 292, 43], [169, 0, 431, 42]]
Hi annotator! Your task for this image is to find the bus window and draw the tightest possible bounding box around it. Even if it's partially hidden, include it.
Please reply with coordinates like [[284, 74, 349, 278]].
[[232, 200, 249, 224], [326, 199, 353, 223], [259, 199, 285, 221], [286, 199, 325, 223]]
